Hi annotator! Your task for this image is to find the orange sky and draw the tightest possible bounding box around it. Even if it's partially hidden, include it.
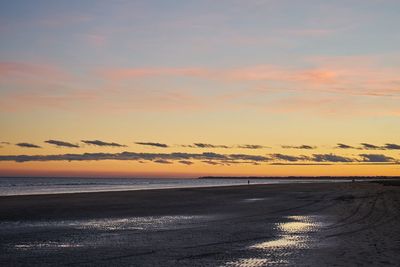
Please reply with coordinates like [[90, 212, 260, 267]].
[[1, 1, 399, 177]]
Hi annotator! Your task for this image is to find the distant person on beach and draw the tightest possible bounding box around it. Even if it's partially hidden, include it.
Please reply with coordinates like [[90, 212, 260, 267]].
[[248, 180, 250, 185]]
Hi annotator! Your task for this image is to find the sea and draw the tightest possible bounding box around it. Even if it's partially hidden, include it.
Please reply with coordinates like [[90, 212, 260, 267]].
[[0, 177, 351, 196]]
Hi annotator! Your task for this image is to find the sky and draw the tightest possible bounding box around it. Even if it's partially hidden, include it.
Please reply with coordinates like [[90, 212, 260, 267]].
[[0, 0, 399, 178]]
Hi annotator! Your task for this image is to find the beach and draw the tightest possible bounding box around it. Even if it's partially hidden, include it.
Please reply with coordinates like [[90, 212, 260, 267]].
[[1, 181, 399, 266]]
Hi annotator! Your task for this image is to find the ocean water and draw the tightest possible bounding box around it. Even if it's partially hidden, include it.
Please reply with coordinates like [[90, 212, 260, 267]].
[[0, 177, 349, 196]]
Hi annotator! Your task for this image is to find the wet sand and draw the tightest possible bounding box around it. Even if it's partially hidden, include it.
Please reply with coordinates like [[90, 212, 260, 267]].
[[1, 181, 400, 266]]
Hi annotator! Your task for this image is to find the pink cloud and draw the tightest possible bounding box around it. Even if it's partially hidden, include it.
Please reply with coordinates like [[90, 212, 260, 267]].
[[0, 86, 208, 113], [220, 65, 290, 81], [101, 67, 208, 80], [240, 94, 400, 118], [101, 65, 333, 84], [85, 34, 107, 47], [296, 70, 338, 84], [0, 91, 98, 112], [95, 88, 207, 113], [0, 62, 68, 81], [258, 95, 352, 115], [104, 61, 398, 94], [3, 57, 400, 117], [98, 59, 400, 101]]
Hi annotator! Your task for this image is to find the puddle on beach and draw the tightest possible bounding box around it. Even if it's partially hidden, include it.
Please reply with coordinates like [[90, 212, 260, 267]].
[[226, 215, 327, 266], [251, 215, 321, 250], [5, 215, 208, 250], [71, 215, 206, 231], [15, 242, 83, 250], [242, 198, 268, 203], [3, 215, 206, 232]]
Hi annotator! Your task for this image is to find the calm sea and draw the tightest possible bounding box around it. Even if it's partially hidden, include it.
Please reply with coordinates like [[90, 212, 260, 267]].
[[0, 177, 349, 196]]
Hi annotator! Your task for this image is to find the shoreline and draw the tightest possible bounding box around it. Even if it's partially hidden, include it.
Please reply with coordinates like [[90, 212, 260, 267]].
[[199, 175, 400, 179], [2, 177, 396, 197], [0, 180, 351, 198], [0, 180, 350, 198], [0, 181, 350, 221], [2, 175, 400, 179]]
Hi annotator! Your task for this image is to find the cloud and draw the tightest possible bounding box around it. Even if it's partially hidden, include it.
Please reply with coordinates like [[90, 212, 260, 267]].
[[99, 57, 400, 100], [135, 142, 168, 148], [383, 143, 400, 150], [202, 160, 223, 165], [270, 153, 308, 162], [360, 143, 381, 150], [153, 159, 172, 164], [0, 61, 67, 81], [1, 150, 398, 165], [85, 34, 107, 47], [0, 91, 98, 113], [45, 140, 79, 148], [236, 144, 269, 149], [15, 143, 41, 148], [192, 143, 230, 149], [281, 145, 316, 149], [229, 154, 270, 161], [359, 154, 396, 163], [0, 151, 270, 164], [201, 152, 229, 160], [336, 143, 354, 149], [4, 56, 400, 116], [312, 154, 353, 162], [0, 141, 10, 148], [270, 163, 333, 166], [100, 67, 207, 80], [100, 65, 321, 85], [82, 140, 127, 147], [336, 143, 400, 150], [178, 160, 194, 165]]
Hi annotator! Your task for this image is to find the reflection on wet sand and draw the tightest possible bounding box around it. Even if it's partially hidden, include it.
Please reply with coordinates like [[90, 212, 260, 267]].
[[251, 215, 322, 249], [226, 216, 326, 266], [226, 258, 270, 267], [6, 215, 208, 251], [242, 198, 268, 203], [72, 215, 206, 231], [3, 215, 206, 232], [15, 243, 83, 249]]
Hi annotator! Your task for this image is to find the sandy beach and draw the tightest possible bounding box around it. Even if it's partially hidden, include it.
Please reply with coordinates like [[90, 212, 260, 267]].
[[1, 181, 399, 266]]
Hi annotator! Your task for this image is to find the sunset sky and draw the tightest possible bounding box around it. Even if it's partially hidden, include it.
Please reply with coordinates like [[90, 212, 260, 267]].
[[1, 0, 399, 177]]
